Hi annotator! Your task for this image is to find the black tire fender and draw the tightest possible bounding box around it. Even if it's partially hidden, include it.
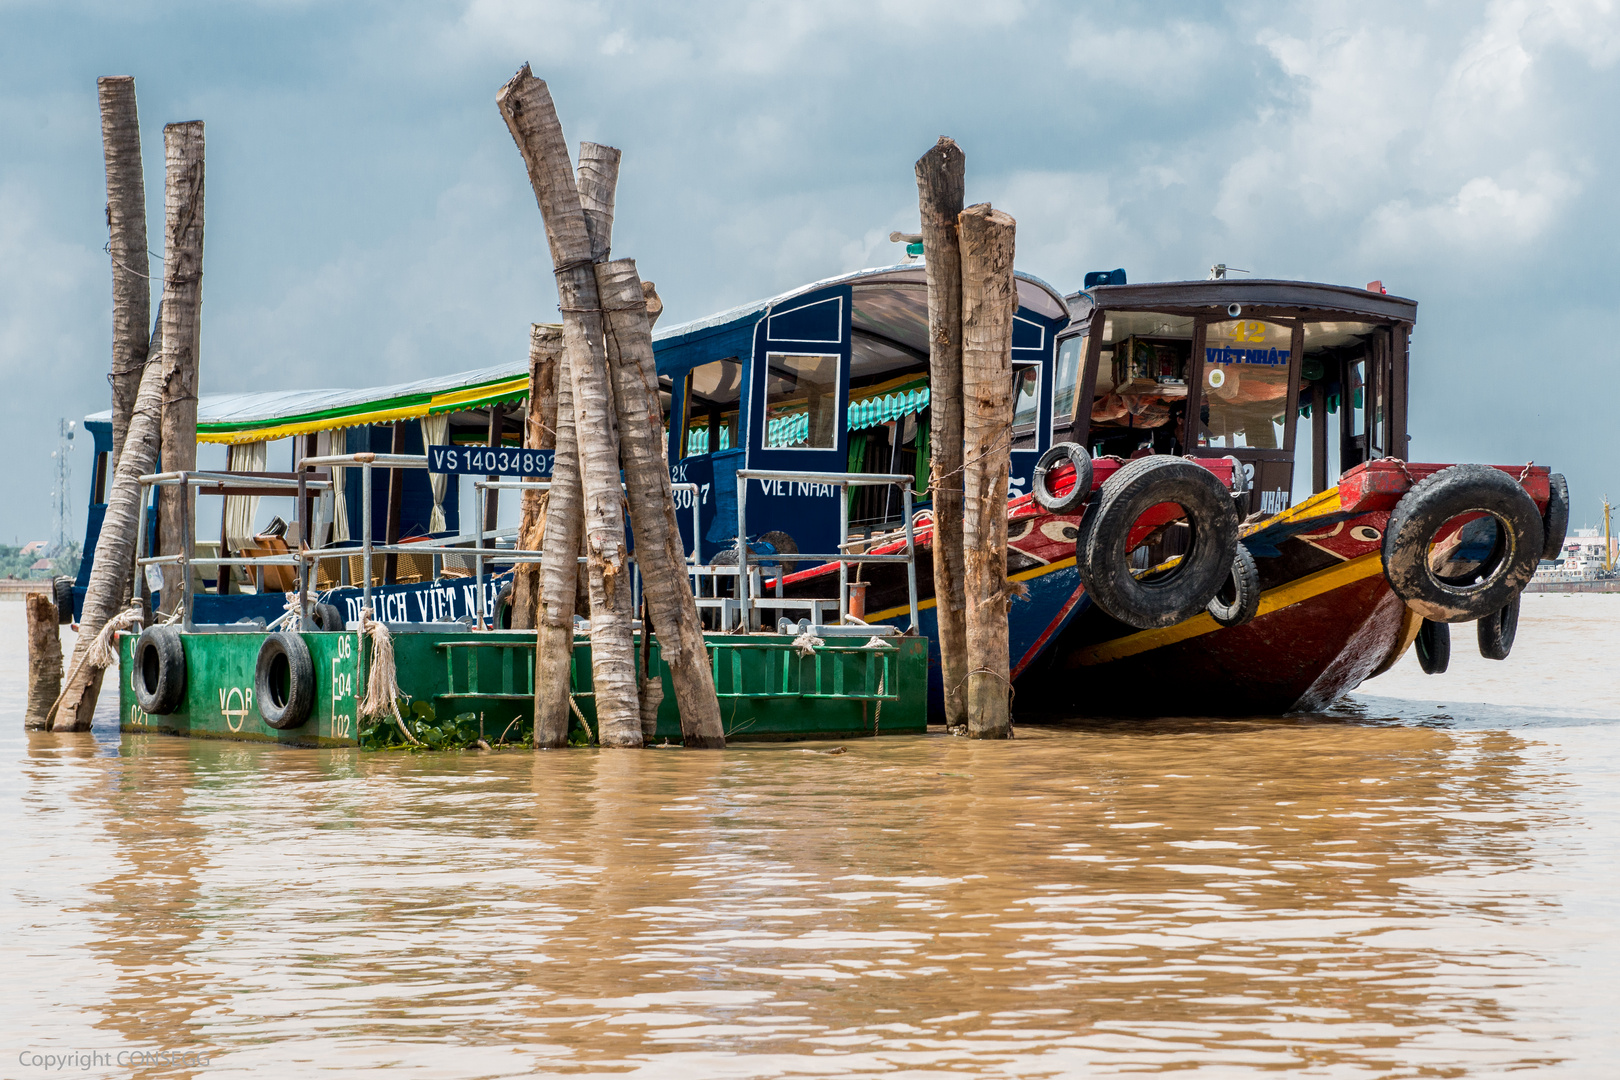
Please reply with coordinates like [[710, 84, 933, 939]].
[[1416, 618, 1450, 674], [255, 632, 316, 730], [1541, 473, 1569, 562], [312, 603, 345, 632], [1382, 464, 1543, 623], [1207, 542, 1261, 627], [132, 625, 187, 714], [1477, 591, 1520, 661], [1077, 456, 1241, 629], [758, 530, 800, 574], [1032, 443, 1093, 514], [52, 576, 75, 625], [493, 582, 515, 629]]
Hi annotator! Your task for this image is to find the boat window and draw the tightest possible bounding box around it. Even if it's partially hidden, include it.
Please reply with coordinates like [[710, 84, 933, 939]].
[[1088, 310, 1194, 456], [762, 352, 839, 449], [1196, 319, 1294, 450], [1012, 362, 1040, 431], [1052, 335, 1083, 424], [681, 358, 742, 457]]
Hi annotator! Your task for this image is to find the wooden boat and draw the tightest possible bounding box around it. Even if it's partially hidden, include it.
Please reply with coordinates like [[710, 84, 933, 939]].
[[88, 264, 1563, 731]]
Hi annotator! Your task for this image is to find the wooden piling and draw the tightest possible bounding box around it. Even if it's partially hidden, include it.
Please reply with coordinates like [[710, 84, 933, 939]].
[[98, 76, 151, 480], [498, 68, 640, 747], [915, 138, 969, 732], [155, 120, 205, 616], [958, 202, 1017, 740], [530, 326, 582, 748], [512, 324, 560, 630], [25, 594, 63, 730], [597, 259, 726, 748]]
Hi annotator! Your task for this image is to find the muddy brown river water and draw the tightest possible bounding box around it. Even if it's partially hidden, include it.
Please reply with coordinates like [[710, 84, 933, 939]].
[[4, 595, 1619, 1077]]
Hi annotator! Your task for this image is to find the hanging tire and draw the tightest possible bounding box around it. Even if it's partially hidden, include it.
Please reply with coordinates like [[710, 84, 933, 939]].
[[1382, 464, 1543, 623], [52, 576, 75, 625], [1416, 618, 1450, 674], [1477, 592, 1520, 661], [1541, 472, 1569, 561], [132, 625, 187, 715], [312, 603, 345, 632], [1207, 543, 1261, 627], [1077, 456, 1241, 629], [492, 582, 515, 629], [255, 632, 315, 730], [1032, 443, 1093, 514]]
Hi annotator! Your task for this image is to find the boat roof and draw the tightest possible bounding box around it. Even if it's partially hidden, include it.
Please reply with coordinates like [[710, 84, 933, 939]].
[[82, 264, 1070, 445], [1066, 278, 1418, 328]]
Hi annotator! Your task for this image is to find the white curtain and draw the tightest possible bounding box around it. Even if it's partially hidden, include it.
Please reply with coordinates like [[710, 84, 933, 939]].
[[422, 413, 450, 533], [331, 459, 350, 542], [224, 440, 268, 550]]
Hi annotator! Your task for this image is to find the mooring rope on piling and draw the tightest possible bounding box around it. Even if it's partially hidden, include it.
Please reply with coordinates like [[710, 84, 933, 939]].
[[41, 606, 144, 729], [356, 608, 418, 745]]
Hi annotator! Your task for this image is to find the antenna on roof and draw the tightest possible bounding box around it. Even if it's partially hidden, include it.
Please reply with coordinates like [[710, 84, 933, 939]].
[[889, 231, 924, 263], [1209, 264, 1249, 280]]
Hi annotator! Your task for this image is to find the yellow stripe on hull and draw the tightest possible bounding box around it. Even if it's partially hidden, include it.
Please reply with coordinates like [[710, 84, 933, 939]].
[[1075, 551, 1387, 666]]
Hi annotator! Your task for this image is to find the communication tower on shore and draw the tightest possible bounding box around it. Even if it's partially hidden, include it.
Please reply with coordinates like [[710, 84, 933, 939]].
[[50, 418, 75, 554]]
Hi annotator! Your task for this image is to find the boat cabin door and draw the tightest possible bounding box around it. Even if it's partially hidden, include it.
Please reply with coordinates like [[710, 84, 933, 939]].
[[1187, 316, 1302, 516]]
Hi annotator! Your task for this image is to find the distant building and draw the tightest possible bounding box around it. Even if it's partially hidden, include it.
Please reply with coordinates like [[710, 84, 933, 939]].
[[30, 558, 53, 572], [19, 541, 46, 557]]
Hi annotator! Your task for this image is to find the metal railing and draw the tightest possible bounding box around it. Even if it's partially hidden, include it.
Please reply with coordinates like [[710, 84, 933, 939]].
[[733, 469, 919, 633], [133, 454, 702, 632]]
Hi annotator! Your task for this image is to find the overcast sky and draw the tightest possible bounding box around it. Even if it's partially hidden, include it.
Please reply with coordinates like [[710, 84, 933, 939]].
[[2, 0, 1617, 544]]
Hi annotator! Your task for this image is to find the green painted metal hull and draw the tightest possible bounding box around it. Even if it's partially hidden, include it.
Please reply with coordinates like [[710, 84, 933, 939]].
[[119, 629, 928, 746]]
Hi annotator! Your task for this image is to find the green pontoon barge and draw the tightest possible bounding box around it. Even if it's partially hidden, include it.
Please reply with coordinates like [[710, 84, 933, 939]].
[[118, 452, 927, 746]]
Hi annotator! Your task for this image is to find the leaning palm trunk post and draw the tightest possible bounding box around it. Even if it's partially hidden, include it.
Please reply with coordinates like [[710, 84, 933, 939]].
[[51, 353, 167, 730], [498, 67, 640, 746], [597, 260, 726, 748]]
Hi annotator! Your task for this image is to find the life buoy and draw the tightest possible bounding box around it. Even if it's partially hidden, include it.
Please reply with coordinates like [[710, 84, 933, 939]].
[[132, 625, 187, 714], [1207, 542, 1261, 627], [1032, 443, 1093, 514], [1077, 456, 1240, 629], [1477, 592, 1520, 661], [1416, 618, 1449, 674], [255, 632, 315, 729], [1542, 473, 1569, 561], [1382, 464, 1542, 623]]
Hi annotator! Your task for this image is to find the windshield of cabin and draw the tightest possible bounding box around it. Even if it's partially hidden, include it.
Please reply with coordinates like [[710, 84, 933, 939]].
[[1087, 310, 1194, 457], [682, 357, 742, 456], [1196, 318, 1294, 450]]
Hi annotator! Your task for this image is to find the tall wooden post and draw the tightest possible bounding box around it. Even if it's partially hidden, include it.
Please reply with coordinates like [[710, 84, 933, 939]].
[[916, 138, 968, 731], [597, 259, 725, 748], [52, 348, 168, 730], [512, 324, 560, 629], [529, 326, 581, 747], [959, 203, 1017, 740], [25, 594, 64, 729], [98, 77, 151, 478], [498, 67, 641, 747], [155, 121, 204, 616]]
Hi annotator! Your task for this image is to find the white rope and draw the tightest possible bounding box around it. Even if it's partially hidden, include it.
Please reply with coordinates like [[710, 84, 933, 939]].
[[268, 590, 320, 632], [792, 629, 823, 656], [357, 607, 418, 744], [43, 606, 143, 727]]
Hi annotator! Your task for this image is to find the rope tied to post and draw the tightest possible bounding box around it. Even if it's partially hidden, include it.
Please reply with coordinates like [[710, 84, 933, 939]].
[[356, 607, 418, 745], [42, 606, 144, 728]]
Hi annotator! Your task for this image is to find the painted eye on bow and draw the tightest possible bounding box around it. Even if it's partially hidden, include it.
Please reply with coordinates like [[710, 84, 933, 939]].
[[1351, 525, 1383, 543]]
